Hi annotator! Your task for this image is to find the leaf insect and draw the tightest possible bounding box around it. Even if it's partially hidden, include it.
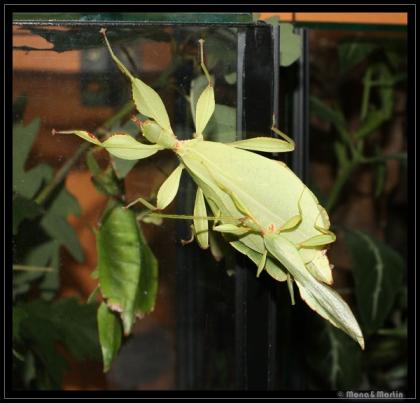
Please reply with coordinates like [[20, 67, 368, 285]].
[[55, 28, 364, 349]]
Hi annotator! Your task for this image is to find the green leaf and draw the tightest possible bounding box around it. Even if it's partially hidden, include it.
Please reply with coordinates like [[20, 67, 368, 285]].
[[338, 41, 379, 76], [13, 119, 53, 199], [13, 195, 42, 235], [310, 96, 347, 135], [345, 229, 404, 334], [97, 302, 122, 372], [355, 109, 385, 141], [136, 229, 158, 314], [279, 23, 302, 67], [47, 183, 81, 217], [97, 205, 158, 335], [13, 306, 29, 344], [201, 34, 236, 72], [364, 328, 406, 369], [13, 118, 41, 173], [40, 213, 84, 262], [14, 298, 101, 388], [265, 18, 302, 67], [355, 64, 395, 140], [308, 323, 363, 389], [14, 240, 60, 300], [111, 156, 139, 180], [24, 239, 58, 268], [37, 242, 60, 300]]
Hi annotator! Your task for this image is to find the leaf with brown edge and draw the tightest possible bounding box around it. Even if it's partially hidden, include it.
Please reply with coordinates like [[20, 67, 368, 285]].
[[97, 204, 158, 335]]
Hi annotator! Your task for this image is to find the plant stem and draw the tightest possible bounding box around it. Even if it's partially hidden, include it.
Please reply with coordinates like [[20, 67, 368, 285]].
[[361, 152, 407, 164], [35, 101, 134, 205], [325, 162, 355, 212], [35, 142, 90, 205]]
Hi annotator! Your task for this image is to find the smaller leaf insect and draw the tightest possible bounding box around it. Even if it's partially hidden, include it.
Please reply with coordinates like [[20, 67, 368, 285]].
[[55, 28, 364, 348]]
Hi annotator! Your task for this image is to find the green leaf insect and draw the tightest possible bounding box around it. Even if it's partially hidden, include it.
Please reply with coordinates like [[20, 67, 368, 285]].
[[55, 28, 364, 349]]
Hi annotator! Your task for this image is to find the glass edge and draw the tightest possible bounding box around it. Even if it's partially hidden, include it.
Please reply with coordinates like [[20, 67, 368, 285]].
[[12, 12, 254, 24]]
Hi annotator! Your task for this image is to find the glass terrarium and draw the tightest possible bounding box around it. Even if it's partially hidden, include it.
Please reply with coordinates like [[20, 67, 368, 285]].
[[12, 12, 408, 395], [12, 13, 287, 391]]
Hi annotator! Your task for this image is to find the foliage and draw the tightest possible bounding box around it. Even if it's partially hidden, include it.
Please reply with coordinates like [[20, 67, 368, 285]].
[[12, 107, 159, 387], [265, 16, 303, 67], [13, 298, 100, 389], [307, 35, 407, 390], [345, 230, 404, 334], [96, 202, 158, 335], [12, 116, 100, 389], [13, 23, 246, 383]]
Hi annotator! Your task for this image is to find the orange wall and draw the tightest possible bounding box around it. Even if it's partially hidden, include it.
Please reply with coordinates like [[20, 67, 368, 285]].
[[260, 12, 407, 25]]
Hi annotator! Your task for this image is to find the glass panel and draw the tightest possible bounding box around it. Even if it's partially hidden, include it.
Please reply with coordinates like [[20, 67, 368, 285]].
[[12, 22, 240, 391]]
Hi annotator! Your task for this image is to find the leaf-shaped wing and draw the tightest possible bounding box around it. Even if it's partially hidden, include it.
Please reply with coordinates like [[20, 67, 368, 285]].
[[97, 205, 158, 335]]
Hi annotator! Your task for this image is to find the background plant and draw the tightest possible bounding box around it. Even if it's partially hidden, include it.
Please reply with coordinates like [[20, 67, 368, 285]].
[[12, 111, 101, 389], [305, 33, 407, 391]]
